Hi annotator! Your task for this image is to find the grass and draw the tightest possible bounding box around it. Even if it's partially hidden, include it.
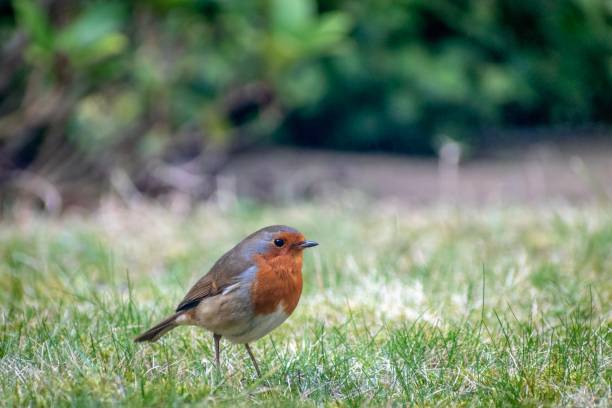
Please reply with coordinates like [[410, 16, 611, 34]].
[[1, 200, 610, 406]]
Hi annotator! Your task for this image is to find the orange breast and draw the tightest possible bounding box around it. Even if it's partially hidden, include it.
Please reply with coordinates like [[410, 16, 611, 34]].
[[251, 253, 303, 315]]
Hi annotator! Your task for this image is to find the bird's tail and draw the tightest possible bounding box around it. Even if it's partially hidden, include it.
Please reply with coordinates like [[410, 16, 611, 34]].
[[134, 313, 182, 343]]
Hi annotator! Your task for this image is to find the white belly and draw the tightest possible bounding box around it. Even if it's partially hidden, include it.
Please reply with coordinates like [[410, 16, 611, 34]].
[[224, 303, 289, 344], [187, 282, 289, 344]]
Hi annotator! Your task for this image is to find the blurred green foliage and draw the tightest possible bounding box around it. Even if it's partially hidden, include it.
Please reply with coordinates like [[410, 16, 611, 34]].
[[0, 0, 611, 199], [287, 0, 612, 153]]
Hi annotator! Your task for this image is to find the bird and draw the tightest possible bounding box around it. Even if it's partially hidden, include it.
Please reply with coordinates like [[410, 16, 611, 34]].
[[134, 225, 318, 377]]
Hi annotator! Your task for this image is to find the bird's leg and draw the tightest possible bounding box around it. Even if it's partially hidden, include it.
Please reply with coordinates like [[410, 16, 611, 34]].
[[213, 333, 221, 369], [244, 343, 261, 377]]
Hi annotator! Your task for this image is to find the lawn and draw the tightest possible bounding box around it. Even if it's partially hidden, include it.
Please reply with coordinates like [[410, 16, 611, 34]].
[[1, 201, 610, 406]]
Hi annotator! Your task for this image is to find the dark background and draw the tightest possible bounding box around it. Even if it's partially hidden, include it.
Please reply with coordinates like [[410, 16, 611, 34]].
[[1, 0, 611, 209]]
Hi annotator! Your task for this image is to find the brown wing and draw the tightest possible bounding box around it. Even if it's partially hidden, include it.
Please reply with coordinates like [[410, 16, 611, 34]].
[[175, 249, 253, 312]]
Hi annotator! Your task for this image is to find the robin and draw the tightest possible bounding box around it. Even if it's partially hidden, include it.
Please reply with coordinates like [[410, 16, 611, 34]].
[[134, 225, 318, 377]]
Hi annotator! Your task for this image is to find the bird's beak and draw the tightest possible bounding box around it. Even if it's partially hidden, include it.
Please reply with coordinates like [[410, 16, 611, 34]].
[[296, 240, 318, 249]]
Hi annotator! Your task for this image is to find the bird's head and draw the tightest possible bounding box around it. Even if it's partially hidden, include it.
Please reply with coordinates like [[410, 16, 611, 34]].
[[241, 225, 318, 261]]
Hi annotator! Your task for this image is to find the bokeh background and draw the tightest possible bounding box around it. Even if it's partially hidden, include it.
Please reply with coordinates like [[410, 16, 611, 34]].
[[1, 0, 611, 210]]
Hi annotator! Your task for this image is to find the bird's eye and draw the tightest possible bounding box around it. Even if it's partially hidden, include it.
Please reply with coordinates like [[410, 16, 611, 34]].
[[274, 238, 285, 247]]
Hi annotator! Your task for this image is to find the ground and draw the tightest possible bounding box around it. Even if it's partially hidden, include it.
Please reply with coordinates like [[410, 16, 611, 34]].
[[1, 201, 610, 406], [221, 140, 612, 205]]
